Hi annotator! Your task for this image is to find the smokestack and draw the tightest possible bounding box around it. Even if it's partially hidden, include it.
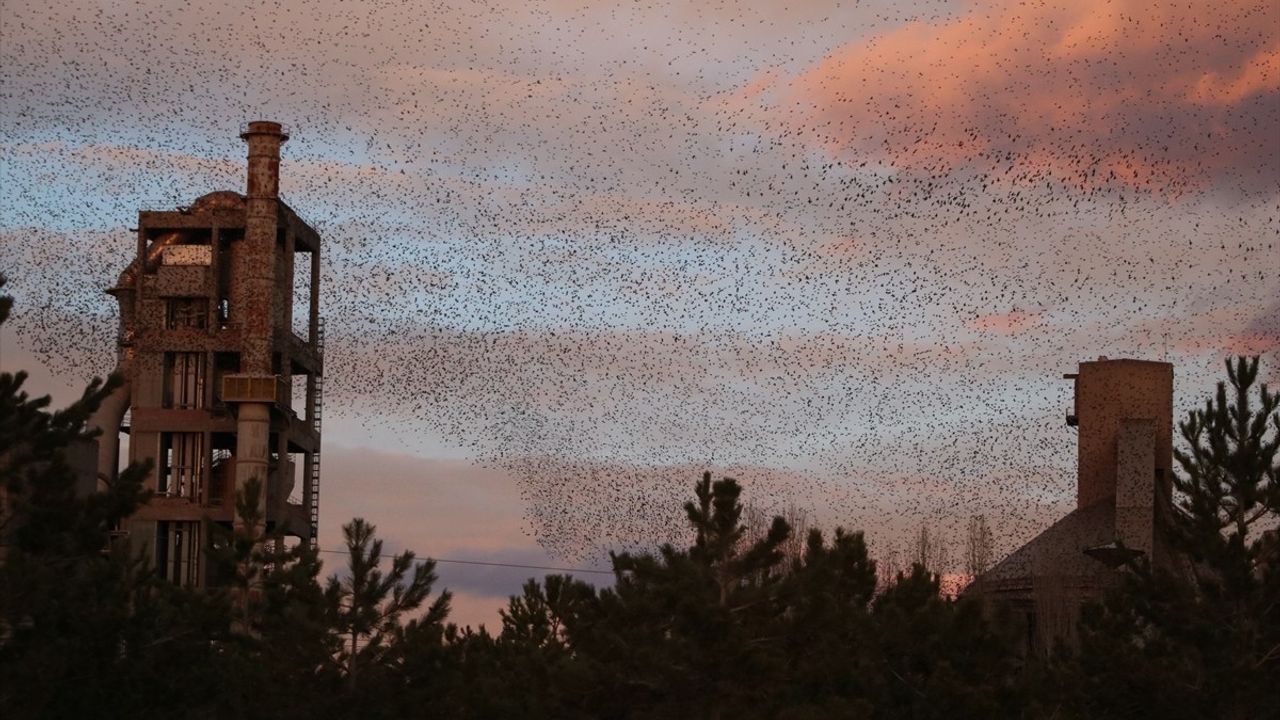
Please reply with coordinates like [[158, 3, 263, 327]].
[[237, 120, 287, 374], [232, 121, 288, 564], [242, 121, 288, 200]]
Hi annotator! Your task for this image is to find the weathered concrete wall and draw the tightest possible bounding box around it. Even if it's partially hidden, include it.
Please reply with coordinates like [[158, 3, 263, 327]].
[[155, 265, 211, 297], [1074, 359, 1172, 510], [1115, 418, 1156, 557]]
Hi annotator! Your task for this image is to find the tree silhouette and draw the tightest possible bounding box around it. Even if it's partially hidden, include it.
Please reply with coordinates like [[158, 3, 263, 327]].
[[0, 275, 227, 718], [325, 517, 450, 690]]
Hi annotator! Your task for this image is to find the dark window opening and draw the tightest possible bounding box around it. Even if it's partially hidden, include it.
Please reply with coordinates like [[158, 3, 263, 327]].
[[155, 520, 200, 587], [208, 437, 235, 507], [165, 352, 206, 409], [167, 297, 208, 330], [159, 432, 204, 501]]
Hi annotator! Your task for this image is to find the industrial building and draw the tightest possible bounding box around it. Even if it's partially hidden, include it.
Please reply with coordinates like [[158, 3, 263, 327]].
[[86, 121, 323, 587], [970, 358, 1178, 652]]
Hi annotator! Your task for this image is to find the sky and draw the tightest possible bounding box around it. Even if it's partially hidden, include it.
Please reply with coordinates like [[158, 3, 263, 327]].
[[1, 0, 1277, 627]]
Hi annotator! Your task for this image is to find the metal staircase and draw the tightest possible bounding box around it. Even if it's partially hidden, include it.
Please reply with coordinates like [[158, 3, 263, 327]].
[[309, 318, 325, 550]]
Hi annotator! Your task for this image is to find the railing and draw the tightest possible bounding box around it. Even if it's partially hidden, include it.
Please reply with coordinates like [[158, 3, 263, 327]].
[[308, 318, 325, 549], [221, 375, 277, 403]]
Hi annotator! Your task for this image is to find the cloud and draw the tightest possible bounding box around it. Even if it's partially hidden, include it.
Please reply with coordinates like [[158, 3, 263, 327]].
[[1176, 332, 1280, 356], [967, 311, 1040, 335], [769, 0, 1280, 194], [4, 0, 1279, 614]]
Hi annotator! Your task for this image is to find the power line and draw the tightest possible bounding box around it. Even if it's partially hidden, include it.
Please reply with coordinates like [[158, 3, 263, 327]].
[[314, 548, 613, 575]]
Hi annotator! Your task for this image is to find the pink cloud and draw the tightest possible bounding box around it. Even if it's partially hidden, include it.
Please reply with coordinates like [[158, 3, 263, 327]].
[[1188, 46, 1280, 105], [769, 0, 1279, 193], [1175, 332, 1280, 356], [967, 311, 1040, 335]]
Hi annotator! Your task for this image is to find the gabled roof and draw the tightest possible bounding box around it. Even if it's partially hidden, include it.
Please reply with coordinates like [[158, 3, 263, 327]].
[[976, 499, 1119, 594]]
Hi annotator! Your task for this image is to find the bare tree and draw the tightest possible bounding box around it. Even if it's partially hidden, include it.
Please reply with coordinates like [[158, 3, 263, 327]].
[[777, 502, 811, 566], [875, 547, 903, 593], [1031, 550, 1077, 657], [911, 523, 951, 573], [964, 514, 994, 578], [738, 501, 811, 571]]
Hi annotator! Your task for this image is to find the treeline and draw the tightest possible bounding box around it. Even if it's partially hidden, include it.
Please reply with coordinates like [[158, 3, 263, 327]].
[[2, 280, 1276, 719]]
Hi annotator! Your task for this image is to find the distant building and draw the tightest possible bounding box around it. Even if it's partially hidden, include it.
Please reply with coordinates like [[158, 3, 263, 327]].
[[86, 121, 324, 587], [970, 358, 1178, 653]]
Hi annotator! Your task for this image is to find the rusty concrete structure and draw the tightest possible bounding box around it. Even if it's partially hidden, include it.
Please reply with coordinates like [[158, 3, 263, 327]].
[[971, 358, 1176, 652], [87, 121, 324, 587]]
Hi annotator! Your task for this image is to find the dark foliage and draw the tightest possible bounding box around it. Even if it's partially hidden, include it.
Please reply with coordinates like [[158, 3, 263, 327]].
[[1045, 356, 1280, 720], [2, 276, 1274, 719]]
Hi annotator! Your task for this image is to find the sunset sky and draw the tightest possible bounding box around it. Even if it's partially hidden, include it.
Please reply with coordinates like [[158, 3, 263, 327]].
[[2, 0, 1277, 626]]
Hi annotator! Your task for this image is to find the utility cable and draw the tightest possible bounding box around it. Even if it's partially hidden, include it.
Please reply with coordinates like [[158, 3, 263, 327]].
[[314, 548, 613, 575]]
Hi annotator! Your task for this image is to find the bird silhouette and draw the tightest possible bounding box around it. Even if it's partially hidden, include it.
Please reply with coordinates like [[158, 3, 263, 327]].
[[0, 0, 1276, 566]]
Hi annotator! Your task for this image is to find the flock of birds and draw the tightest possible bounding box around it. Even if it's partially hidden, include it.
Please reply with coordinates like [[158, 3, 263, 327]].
[[1, 0, 1276, 565]]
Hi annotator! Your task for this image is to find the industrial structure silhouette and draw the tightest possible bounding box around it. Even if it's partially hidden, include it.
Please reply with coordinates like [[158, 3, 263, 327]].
[[86, 121, 323, 586], [971, 358, 1178, 651]]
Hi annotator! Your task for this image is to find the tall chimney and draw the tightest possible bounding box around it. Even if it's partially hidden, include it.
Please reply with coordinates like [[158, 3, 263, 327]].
[[232, 121, 288, 556], [238, 120, 288, 373]]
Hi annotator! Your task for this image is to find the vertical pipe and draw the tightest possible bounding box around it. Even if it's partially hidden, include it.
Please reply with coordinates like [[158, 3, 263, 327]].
[[209, 225, 220, 333], [309, 244, 320, 345], [235, 403, 271, 500], [234, 121, 287, 537], [283, 225, 294, 335]]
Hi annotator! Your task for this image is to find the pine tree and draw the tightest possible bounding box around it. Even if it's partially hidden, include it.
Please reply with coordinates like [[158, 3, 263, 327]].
[[1171, 356, 1278, 588], [775, 527, 880, 718], [1159, 355, 1278, 715], [581, 473, 793, 719], [478, 575, 601, 719], [325, 517, 451, 693], [868, 563, 1024, 718], [206, 478, 336, 720]]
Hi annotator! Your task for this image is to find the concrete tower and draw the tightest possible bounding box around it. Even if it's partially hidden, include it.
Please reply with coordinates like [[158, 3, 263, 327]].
[[87, 121, 324, 587], [1068, 359, 1174, 565], [970, 358, 1176, 653]]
